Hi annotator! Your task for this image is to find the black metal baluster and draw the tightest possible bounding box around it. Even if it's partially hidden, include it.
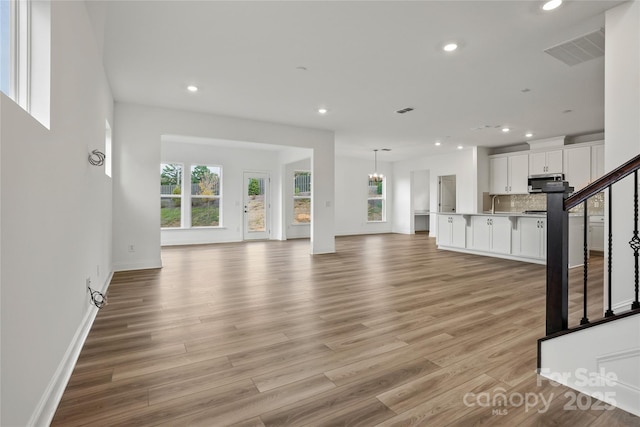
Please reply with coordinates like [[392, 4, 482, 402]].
[[605, 185, 614, 317], [581, 200, 589, 325], [632, 172, 640, 310]]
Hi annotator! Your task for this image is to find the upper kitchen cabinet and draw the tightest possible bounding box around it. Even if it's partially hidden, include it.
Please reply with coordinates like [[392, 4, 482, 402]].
[[563, 145, 592, 191], [563, 141, 605, 192], [528, 136, 565, 175], [529, 149, 563, 175], [490, 153, 529, 194]]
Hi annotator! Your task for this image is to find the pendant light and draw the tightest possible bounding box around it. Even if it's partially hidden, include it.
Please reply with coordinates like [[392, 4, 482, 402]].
[[369, 149, 390, 182]]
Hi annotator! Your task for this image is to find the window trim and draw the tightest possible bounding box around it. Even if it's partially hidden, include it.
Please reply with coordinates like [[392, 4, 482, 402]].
[[160, 162, 184, 229], [292, 170, 311, 225], [190, 164, 223, 228], [367, 176, 386, 223], [1, 0, 50, 128]]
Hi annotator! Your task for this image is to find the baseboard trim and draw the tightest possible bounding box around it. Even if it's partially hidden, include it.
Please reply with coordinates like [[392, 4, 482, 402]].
[[612, 299, 635, 313], [113, 259, 163, 272], [28, 271, 113, 427], [437, 244, 546, 265]]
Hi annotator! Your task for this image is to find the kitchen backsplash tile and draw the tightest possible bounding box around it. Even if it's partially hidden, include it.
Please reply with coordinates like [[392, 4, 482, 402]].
[[486, 192, 605, 215]]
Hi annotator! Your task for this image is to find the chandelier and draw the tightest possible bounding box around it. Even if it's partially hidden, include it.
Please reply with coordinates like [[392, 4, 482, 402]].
[[369, 149, 389, 182]]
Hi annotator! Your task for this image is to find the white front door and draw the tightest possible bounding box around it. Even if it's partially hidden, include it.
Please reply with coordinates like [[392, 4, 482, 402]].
[[243, 172, 270, 240]]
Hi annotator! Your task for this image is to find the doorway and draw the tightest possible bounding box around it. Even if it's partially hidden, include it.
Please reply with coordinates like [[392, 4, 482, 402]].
[[438, 175, 456, 213], [243, 172, 270, 240]]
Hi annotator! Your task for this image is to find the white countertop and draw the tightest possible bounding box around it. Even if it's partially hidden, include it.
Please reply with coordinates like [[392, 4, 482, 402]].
[[437, 211, 545, 217], [437, 211, 586, 217]]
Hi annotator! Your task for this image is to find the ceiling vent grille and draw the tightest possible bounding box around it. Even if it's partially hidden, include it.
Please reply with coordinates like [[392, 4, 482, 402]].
[[544, 28, 605, 66], [395, 107, 414, 114]]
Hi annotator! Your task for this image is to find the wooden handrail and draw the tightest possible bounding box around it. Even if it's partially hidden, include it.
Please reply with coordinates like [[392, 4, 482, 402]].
[[565, 153, 640, 210]]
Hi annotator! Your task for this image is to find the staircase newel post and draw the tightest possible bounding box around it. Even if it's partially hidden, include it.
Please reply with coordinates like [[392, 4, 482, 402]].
[[543, 181, 573, 335]]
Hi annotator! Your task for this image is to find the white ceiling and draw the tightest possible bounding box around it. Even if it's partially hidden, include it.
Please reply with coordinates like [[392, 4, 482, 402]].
[[95, 0, 625, 161]]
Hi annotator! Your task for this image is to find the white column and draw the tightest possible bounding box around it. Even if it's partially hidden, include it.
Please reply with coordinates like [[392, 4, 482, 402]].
[[605, 0, 640, 310]]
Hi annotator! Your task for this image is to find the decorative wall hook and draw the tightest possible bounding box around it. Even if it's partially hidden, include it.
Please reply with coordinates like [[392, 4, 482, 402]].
[[88, 149, 106, 166]]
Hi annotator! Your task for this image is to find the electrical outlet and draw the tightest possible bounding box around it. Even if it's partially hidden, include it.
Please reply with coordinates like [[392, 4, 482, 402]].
[[128, 244, 135, 252]]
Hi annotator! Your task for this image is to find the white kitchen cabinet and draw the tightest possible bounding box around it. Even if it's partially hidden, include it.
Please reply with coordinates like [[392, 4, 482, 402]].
[[515, 217, 546, 259], [490, 157, 508, 195], [510, 155, 529, 194], [591, 144, 605, 181], [470, 216, 511, 254], [530, 150, 563, 175], [568, 216, 586, 268], [437, 214, 466, 248], [563, 146, 592, 192], [491, 217, 512, 254], [490, 153, 529, 194], [589, 216, 605, 252]]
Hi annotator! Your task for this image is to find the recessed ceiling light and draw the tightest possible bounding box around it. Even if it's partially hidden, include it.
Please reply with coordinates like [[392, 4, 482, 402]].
[[435, 141, 441, 146], [318, 108, 328, 114], [502, 127, 510, 133], [443, 43, 458, 52], [525, 132, 533, 138], [457, 145, 463, 150], [542, 0, 562, 11], [187, 85, 198, 92]]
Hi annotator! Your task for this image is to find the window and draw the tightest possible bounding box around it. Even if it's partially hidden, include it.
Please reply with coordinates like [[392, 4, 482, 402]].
[[0, 0, 10, 95], [0, 0, 50, 127], [160, 163, 183, 228], [367, 177, 385, 222], [191, 165, 221, 227], [105, 120, 112, 178], [293, 170, 311, 224]]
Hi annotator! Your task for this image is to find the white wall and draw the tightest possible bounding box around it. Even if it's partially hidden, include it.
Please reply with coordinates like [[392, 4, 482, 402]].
[[160, 140, 283, 246], [412, 170, 430, 212], [540, 315, 640, 416], [392, 149, 477, 235], [474, 147, 491, 213], [605, 0, 640, 310], [334, 155, 393, 236], [113, 103, 336, 269], [0, 2, 114, 425], [412, 170, 431, 231]]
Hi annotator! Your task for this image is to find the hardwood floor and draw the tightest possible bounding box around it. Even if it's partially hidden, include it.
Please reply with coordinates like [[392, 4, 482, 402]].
[[52, 233, 639, 426]]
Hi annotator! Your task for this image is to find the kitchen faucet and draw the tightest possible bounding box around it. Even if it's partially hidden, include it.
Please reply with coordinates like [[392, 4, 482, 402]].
[[491, 194, 498, 214]]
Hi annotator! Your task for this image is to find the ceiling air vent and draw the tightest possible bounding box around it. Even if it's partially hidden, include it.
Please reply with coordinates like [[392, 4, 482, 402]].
[[396, 107, 414, 114], [544, 28, 605, 66]]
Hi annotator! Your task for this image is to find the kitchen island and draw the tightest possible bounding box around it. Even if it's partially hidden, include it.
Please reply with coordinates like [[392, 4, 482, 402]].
[[436, 212, 585, 267]]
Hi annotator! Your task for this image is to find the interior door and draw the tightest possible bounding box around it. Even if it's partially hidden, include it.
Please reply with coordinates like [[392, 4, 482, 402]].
[[438, 175, 456, 212], [243, 172, 270, 240]]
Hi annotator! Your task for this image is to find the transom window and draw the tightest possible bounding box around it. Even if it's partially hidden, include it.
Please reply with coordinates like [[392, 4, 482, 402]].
[[0, 0, 51, 128]]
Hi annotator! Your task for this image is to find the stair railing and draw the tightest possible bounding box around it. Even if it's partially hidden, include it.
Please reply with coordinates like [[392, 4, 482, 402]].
[[544, 153, 640, 336]]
